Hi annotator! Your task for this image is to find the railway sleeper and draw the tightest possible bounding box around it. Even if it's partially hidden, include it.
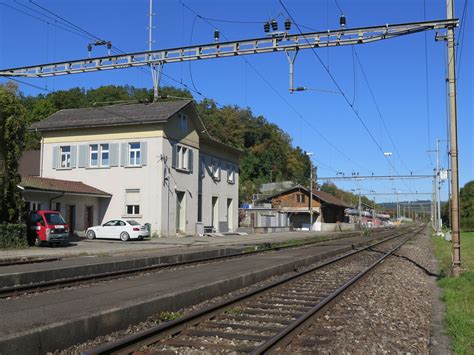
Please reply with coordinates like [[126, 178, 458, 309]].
[[246, 302, 310, 312], [159, 336, 259, 352], [201, 321, 284, 334], [182, 329, 269, 342], [221, 314, 294, 325]]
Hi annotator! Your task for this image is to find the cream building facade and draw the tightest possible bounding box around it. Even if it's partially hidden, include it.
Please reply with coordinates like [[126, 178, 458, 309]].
[[28, 100, 240, 237]]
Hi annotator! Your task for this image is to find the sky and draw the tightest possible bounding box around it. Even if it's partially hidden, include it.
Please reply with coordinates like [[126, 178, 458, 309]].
[[0, 0, 472, 206]]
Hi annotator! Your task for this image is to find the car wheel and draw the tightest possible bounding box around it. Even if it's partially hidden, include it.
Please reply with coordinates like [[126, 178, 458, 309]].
[[86, 230, 96, 240], [120, 231, 130, 242]]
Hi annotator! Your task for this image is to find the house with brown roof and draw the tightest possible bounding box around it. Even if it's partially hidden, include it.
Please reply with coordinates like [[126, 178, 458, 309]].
[[21, 100, 240, 236], [257, 184, 352, 231]]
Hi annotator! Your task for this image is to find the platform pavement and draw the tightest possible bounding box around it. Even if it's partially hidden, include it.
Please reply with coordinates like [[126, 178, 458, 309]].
[[0, 230, 359, 260]]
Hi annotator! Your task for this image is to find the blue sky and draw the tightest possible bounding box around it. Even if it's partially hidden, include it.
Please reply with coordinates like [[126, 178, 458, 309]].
[[0, 0, 472, 205]]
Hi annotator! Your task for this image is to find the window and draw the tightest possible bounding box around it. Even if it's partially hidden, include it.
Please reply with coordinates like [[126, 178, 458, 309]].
[[212, 160, 221, 180], [178, 113, 188, 132], [54, 202, 61, 212], [90, 144, 99, 167], [60, 146, 71, 168], [227, 165, 235, 184], [177, 145, 188, 170], [129, 143, 141, 166], [296, 193, 305, 203], [174, 144, 193, 172], [44, 213, 66, 224], [125, 189, 140, 216], [101, 144, 109, 166], [126, 205, 140, 215]]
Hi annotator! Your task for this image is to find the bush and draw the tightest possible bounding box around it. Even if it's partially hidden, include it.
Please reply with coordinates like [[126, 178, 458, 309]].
[[0, 223, 27, 248]]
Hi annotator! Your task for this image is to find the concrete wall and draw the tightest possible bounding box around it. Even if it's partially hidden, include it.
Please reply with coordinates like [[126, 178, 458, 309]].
[[314, 222, 357, 232], [41, 126, 164, 232]]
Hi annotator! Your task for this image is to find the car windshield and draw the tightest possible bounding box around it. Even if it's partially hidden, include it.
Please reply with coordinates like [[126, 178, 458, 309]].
[[44, 213, 66, 225], [127, 220, 140, 226]]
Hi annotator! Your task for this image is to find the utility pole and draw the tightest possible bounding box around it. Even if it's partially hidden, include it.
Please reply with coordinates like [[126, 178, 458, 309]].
[[446, 0, 461, 274], [432, 173, 437, 229], [148, 0, 162, 101], [307, 152, 313, 231], [436, 139, 443, 235]]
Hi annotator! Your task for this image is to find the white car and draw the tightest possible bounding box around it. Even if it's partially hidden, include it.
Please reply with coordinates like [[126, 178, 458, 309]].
[[86, 219, 150, 241]]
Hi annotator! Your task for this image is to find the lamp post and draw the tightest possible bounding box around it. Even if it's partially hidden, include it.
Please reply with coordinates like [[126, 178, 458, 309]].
[[306, 152, 314, 231]]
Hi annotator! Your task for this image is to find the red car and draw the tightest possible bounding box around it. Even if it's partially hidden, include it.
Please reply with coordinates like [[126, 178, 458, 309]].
[[27, 210, 69, 246]]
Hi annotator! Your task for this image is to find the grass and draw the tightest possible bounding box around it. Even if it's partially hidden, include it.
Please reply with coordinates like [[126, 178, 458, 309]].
[[159, 311, 183, 321], [433, 231, 474, 355]]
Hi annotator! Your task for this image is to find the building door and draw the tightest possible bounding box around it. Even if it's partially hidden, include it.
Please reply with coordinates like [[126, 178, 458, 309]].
[[66, 205, 76, 234], [84, 206, 93, 230], [176, 191, 186, 233], [211, 196, 218, 230], [227, 198, 233, 231]]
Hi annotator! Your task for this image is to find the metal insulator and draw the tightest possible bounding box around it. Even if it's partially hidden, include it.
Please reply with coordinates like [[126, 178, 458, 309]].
[[214, 29, 219, 42], [285, 18, 291, 31], [271, 19, 278, 31], [340, 14, 346, 28], [264, 22, 270, 33]]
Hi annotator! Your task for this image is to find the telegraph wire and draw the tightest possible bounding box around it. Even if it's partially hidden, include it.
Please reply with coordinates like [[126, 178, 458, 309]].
[[178, 0, 370, 174], [456, 0, 469, 81]]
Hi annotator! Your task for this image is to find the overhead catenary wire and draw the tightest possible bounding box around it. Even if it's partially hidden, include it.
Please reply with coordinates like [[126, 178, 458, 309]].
[[178, 0, 370, 174], [279, 0, 401, 176]]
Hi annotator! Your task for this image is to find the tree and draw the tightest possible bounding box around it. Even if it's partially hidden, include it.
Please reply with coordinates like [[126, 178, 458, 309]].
[[0, 85, 27, 223], [460, 181, 474, 231]]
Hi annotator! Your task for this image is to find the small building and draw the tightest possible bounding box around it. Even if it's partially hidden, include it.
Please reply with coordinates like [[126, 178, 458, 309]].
[[257, 185, 352, 231], [22, 100, 240, 236]]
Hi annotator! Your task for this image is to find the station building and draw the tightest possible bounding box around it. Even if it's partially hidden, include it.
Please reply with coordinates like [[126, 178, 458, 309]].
[[19, 100, 240, 237]]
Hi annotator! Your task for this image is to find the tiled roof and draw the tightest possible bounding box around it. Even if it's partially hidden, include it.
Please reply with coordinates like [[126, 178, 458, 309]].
[[30, 100, 193, 131], [19, 176, 111, 197], [258, 185, 352, 208]]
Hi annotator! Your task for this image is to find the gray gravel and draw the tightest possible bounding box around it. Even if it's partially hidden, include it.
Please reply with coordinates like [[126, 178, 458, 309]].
[[286, 227, 442, 354]]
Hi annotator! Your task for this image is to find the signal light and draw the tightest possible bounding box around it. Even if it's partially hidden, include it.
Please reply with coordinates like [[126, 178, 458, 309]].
[[214, 29, 220, 42], [340, 14, 346, 28], [285, 18, 291, 31], [271, 19, 278, 31], [264, 22, 270, 32]]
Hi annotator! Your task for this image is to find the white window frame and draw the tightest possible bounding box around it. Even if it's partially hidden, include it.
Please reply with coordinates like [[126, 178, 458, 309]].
[[176, 145, 190, 171], [126, 205, 140, 215], [60, 146, 71, 168], [129, 142, 141, 166], [178, 113, 188, 132], [212, 160, 221, 181], [227, 165, 235, 184], [100, 143, 109, 167], [89, 144, 99, 167], [125, 188, 141, 216]]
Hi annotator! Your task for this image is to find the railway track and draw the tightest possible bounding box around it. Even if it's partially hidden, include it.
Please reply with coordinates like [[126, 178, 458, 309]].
[[0, 227, 396, 299], [86, 224, 424, 354]]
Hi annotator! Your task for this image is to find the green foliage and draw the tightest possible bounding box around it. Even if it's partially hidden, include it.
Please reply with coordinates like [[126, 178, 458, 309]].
[[196, 99, 310, 202], [460, 181, 474, 231], [434, 232, 474, 354], [0, 223, 27, 249], [0, 85, 27, 223], [159, 311, 183, 321]]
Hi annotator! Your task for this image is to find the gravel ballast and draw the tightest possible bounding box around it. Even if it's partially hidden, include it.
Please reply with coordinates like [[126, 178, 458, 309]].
[[287, 227, 448, 354]]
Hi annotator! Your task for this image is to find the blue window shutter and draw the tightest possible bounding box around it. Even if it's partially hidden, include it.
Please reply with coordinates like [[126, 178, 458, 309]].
[[188, 149, 193, 172], [78, 145, 88, 168], [141, 142, 147, 166], [171, 143, 177, 169], [109, 143, 119, 167], [52, 146, 59, 169], [120, 143, 128, 167], [70, 145, 77, 168]]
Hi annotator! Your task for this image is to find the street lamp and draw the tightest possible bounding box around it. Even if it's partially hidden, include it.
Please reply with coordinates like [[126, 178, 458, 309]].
[[306, 152, 314, 231]]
